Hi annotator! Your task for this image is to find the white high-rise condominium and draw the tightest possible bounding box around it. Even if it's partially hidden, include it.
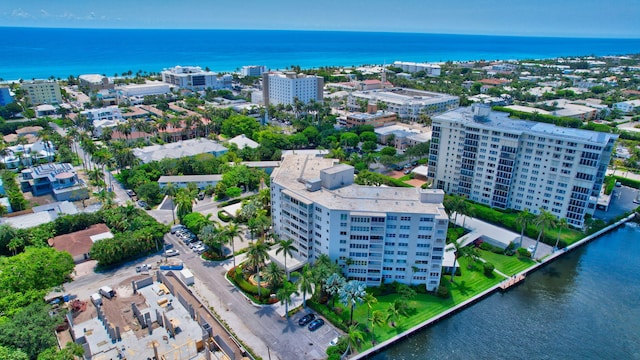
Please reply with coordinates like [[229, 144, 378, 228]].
[[161, 65, 232, 91], [271, 154, 449, 291], [21, 80, 62, 105], [429, 105, 617, 228], [262, 71, 323, 107]]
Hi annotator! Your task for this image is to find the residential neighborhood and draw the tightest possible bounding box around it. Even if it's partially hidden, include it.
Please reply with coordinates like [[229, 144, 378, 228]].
[[0, 53, 639, 360]]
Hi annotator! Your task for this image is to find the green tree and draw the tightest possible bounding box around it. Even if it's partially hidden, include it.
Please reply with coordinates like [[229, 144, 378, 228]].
[[325, 272, 345, 307], [369, 310, 386, 344], [276, 281, 299, 318], [245, 240, 270, 297], [0, 302, 62, 359], [533, 209, 556, 258], [339, 280, 366, 325], [296, 264, 314, 308], [263, 261, 285, 293], [516, 209, 534, 248], [276, 239, 297, 281], [163, 182, 178, 224], [554, 217, 568, 250], [175, 188, 196, 221], [343, 325, 365, 357], [386, 298, 408, 327]]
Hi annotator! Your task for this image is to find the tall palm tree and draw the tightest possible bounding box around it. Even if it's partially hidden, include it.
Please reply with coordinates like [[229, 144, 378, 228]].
[[224, 223, 243, 269], [276, 281, 299, 318], [343, 325, 365, 357], [246, 240, 270, 297], [175, 188, 195, 220], [369, 310, 386, 345], [339, 280, 366, 325], [386, 298, 408, 328], [363, 292, 378, 330], [263, 262, 285, 294], [163, 182, 178, 224], [296, 264, 314, 308], [554, 218, 568, 251], [276, 239, 297, 281], [516, 209, 534, 248], [533, 209, 556, 259]]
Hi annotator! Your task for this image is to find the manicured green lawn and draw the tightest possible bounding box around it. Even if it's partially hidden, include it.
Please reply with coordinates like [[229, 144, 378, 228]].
[[312, 257, 506, 351], [477, 249, 535, 276]]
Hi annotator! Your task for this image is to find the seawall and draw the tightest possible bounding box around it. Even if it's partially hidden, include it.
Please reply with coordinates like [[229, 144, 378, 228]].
[[354, 212, 637, 359]]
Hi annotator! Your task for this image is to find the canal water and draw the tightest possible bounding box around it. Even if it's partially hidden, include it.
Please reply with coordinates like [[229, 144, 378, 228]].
[[371, 223, 640, 360]]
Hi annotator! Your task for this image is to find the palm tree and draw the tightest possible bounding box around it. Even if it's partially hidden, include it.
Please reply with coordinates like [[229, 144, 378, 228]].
[[516, 209, 534, 248], [325, 273, 345, 307], [554, 218, 568, 251], [339, 280, 366, 325], [369, 310, 386, 344], [386, 298, 408, 327], [163, 182, 178, 224], [175, 188, 195, 220], [276, 239, 297, 281], [446, 236, 467, 282], [296, 264, 314, 308], [343, 325, 365, 357], [245, 240, 270, 297], [263, 262, 285, 293], [276, 281, 299, 318], [363, 292, 378, 330], [533, 209, 556, 258], [224, 223, 243, 269]]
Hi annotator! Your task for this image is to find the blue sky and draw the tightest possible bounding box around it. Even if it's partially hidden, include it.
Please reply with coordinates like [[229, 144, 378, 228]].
[[1, 0, 639, 38]]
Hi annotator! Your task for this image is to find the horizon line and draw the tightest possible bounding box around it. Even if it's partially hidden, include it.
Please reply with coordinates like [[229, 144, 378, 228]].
[[1, 25, 639, 40]]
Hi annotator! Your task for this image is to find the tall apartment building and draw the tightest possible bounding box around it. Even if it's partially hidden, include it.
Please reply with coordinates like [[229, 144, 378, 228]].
[[348, 88, 459, 122], [21, 80, 62, 105], [161, 66, 232, 91], [271, 154, 449, 290], [262, 71, 324, 107], [241, 65, 267, 77], [429, 105, 617, 228]]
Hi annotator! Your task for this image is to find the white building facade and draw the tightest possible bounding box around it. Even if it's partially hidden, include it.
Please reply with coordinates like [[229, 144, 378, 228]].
[[348, 88, 459, 122], [262, 72, 324, 107], [161, 66, 232, 91], [393, 61, 441, 76], [241, 65, 267, 77], [429, 105, 617, 228], [271, 154, 449, 291]]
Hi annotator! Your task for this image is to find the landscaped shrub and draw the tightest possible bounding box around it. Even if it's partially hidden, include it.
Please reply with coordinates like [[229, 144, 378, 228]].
[[479, 242, 503, 254], [483, 262, 495, 276], [436, 284, 450, 299], [217, 210, 232, 222], [517, 247, 531, 257]]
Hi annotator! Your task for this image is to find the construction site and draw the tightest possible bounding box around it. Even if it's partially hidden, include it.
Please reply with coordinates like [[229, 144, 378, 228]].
[[56, 270, 249, 360]]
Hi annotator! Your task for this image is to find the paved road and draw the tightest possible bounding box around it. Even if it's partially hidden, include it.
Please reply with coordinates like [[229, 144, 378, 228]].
[[165, 233, 341, 360]]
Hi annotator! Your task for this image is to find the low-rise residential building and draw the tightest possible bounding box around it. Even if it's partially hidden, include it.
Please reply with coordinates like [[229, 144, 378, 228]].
[[35, 104, 57, 117], [78, 74, 114, 92], [392, 61, 441, 76], [82, 106, 124, 122], [20, 163, 89, 201], [228, 134, 259, 149], [21, 80, 62, 105], [375, 124, 432, 150], [1, 140, 55, 169], [271, 154, 449, 290], [132, 138, 228, 164], [614, 99, 640, 113], [348, 88, 459, 122], [262, 71, 324, 106], [345, 110, 397, 128], [0, 201, 78, 229], [48, 223, 112, 263], [429, 105, 617, 228], [161, 65, 232, 91], [158, 175, 223, 189], [116, 82, 172, 105], [241, 65, 267, 77]]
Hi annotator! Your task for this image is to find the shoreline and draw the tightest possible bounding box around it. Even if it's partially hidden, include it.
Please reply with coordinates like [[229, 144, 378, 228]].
[[353, 212, 637, 359]]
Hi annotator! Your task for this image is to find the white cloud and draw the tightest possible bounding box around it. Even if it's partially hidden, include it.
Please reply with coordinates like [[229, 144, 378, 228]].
[[40, 9, 50, 17], [11, 8, 30, 18]]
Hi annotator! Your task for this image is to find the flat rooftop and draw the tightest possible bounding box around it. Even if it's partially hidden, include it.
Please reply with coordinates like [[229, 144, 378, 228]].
[[272, 154, 446, 216]]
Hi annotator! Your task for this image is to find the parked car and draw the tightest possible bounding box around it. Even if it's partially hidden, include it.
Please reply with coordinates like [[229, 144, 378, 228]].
[[404, 169, 411, 175], [198, 192, 205, 200], [527, 245, 536, 254], [194, 245, 207, 254], [171, 224, 186, 234], [137, 200, 150, 209], [329, 336, 341, 346], [298, 313, 316, 326], [308, 318, 325, 331], [190, 241, 203, 249], [126, 189, 136, 198], [164, 249, 180, 257]]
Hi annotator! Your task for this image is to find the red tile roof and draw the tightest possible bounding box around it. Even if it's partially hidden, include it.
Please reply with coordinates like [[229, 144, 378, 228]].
[[48, 224, 111, 258]]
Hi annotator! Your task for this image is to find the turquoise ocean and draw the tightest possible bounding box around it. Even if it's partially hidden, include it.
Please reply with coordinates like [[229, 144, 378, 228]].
[[1, 27, 639, 80]]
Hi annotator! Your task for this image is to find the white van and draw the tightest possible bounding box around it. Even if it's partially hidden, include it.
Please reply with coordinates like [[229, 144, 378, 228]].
[[99, 286, 116, 299]]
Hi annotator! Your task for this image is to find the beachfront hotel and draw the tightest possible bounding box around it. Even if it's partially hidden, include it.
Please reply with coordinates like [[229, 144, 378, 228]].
[[270, 154, 449, 291], [347, 88, 459, 122], [161, 65, 232, 91], [428, 105, 617, 228], [262, 71, 324, 107]]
